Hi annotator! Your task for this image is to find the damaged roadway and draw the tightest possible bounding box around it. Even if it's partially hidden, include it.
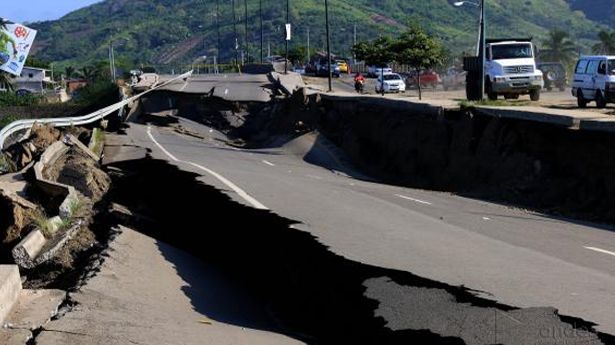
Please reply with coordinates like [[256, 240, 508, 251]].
[[32, 113, 615, 344]]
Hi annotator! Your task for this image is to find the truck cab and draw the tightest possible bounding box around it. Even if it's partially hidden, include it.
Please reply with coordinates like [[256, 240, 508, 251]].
[[485, 39, 544, 101]]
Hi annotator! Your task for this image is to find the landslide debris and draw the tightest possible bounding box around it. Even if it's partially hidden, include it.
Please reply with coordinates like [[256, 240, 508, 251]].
[[44, 146, 110, 203]]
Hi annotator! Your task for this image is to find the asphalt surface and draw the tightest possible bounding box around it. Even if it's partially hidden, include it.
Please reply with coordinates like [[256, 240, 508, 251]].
[[158, 74, 274, 102], [118, 114, 615, 344]]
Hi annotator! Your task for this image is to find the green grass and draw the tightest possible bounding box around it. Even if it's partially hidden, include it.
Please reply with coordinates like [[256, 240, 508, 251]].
[[89, 128, 105, 157], [0, 153, 13, 174], [0, 115, 19, 128], [459, 99, 531, 108]]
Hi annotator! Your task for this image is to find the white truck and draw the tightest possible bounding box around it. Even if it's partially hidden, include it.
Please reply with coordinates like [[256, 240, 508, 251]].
[[484, 39, 544, 101]]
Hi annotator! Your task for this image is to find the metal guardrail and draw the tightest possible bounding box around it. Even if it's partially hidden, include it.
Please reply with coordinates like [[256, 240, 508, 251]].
[[0, 70, 193, 150]]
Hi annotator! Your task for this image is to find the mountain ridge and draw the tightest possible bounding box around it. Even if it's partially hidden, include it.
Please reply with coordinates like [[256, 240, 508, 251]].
[[27, 0, 610, 69]]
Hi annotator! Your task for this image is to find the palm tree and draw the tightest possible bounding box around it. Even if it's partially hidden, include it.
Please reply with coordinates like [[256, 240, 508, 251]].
[[79, 66, 97, 81], [593, 30, 615, 55], [0, 17, 9, 31], [65, 66, 75, 79], [0, 71, 14, 92], [541, 29, 577, 65]]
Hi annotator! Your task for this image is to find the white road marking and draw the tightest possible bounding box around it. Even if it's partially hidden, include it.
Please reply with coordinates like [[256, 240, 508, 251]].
[[147, 126, 268, 210], [584, 246, 615, 257], [179, 81, 189, 92], [482, 217, 491, 221], [262, 160, 276, 167], [395, 194, 433, 205]]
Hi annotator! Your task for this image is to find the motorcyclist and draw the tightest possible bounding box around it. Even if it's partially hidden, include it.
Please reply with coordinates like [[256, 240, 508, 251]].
[[354, 73, 365, 93]]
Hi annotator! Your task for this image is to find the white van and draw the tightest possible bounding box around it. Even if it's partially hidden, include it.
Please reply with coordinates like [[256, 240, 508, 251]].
[[571, 56, 615, 108]]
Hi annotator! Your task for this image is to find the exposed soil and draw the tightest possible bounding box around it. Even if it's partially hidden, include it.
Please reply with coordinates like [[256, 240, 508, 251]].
[[45, 147, 110, 203], [2, 124, 62, 171]]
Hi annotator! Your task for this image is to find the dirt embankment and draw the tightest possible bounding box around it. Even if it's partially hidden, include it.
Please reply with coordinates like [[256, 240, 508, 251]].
[[314, 97, 615, 222]]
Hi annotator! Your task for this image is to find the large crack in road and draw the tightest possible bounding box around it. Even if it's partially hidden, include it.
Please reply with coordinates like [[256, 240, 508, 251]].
[[99, 154, 615, 345]]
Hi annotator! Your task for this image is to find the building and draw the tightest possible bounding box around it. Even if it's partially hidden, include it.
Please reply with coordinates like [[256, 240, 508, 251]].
[[12, 66, 54, 94], [66, 79, 88, 94]]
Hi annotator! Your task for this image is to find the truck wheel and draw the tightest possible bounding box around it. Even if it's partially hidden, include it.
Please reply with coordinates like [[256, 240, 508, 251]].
[[577, 90, 587, 108], [596, 91, 607, 109], [486, 81, 498, 100], [530, 89, 540, 101]]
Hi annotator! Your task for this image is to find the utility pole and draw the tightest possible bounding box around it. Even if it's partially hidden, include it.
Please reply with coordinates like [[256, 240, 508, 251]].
[[325, 0, 332, 92], [353, 24, 357, 61], [244, 0, 249, 63], [260, 0, 264, 63], [232, 0, 239, 67], [306, 27, 310, 63], [108, 41, 113, 82], [285, 0, 290, 73], [479, 0, 485, 100], [216, 0, 221, 64]]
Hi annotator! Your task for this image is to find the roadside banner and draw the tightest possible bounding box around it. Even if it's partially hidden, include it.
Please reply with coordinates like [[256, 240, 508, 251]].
[[0, 19, 37, 76]]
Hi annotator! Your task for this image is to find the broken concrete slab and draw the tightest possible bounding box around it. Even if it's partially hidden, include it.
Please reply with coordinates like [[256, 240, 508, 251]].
[[64, 134, 99, 162], [4, 289, 65, 331], [0, 329, 32, 345], [12, 230, 46, 269], [270, 72, 305, 96], [36, 226, 304, 345], [0, 265, 22, 326], [101, 133, 148, 166]]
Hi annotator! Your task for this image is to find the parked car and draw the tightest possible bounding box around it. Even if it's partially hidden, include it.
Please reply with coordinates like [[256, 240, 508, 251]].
[[441, 67, 467, 91], [375, 73, 406, 93], [537, 62, 567, 92], [405, 70, 441, 89], [336, 60, 350, 74], [367, 64, 392, 78], [316, 58, 340, 78], [572, 56, 615, 108]]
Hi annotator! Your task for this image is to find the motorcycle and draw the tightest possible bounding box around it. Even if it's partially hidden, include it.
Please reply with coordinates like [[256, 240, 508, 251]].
[[355, 79, 365, 94]]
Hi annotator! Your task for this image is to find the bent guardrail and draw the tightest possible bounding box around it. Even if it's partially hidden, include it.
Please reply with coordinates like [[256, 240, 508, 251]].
[[0, 70, 193, 150]]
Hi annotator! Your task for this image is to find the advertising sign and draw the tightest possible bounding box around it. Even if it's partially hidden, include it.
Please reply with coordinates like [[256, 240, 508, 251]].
[[0, 20, 37, 76]]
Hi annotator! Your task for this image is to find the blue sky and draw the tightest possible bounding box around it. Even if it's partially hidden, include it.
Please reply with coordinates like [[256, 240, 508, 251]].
[[3, 0, 102, 23]]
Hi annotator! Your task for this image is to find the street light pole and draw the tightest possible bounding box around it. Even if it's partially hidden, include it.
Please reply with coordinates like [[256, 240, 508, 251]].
[[216, 0, 220, 64], [244, 0, 249, 63], [325, 0, 332, 92], [232, 0, 239, 67], [454, 0, 485, 100], [285, 0, 289, 74], [260, 0, 263, 63], [479, 0, 485, 100]]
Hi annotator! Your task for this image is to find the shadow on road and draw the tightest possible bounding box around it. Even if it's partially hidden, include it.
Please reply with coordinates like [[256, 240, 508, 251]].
[[101, 155, 614, 345]]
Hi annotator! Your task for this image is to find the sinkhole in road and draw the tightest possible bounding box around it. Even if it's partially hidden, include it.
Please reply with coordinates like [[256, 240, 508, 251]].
[[99, 155, 615, 345]]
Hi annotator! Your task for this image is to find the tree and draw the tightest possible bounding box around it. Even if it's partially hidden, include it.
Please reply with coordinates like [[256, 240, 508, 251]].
[[287, 45, 308, 65], [0, 72, 14, 92], [593, 30, 615, 55], [391, 23, 445, 100], [24, 57, 51, 69], [65, 66, 76, 79], [541, 29, 577, 65], [352, 36, 395, 95], [79, 66, 97, 81]]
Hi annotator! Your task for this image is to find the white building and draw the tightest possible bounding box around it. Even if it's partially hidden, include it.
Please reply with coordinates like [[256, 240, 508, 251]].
[[12, 66, 54, 94]]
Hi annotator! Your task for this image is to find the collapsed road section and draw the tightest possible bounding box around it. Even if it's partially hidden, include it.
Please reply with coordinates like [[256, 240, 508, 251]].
[[3, 72, 615, 344]]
